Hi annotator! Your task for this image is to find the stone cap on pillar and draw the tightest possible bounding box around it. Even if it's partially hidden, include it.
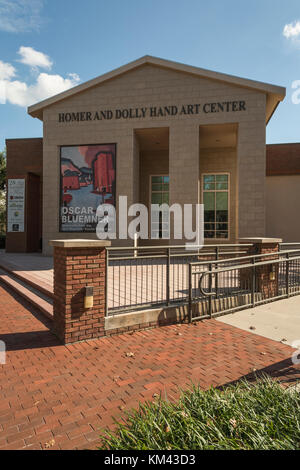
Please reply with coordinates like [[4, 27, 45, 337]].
[[49, 239, 111, 248], [239, 237, 283, 244]]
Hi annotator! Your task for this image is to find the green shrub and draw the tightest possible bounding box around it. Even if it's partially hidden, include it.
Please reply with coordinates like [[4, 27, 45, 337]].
[[99, 377, 300, 450]]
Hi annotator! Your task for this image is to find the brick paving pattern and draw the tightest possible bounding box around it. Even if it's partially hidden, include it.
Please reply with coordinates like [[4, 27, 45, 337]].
[[0, 283, 300, 450]]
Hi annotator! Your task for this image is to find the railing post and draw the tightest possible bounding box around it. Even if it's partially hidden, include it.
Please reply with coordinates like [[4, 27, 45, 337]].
[[208, 262, 213, 318], [215, 248, 219, 299], [105, 248, 109, 316], [286, 252, 290, 298], [166, 247, 170, 305], [251, 258, 256, 307], [188, 263, 193, 323]]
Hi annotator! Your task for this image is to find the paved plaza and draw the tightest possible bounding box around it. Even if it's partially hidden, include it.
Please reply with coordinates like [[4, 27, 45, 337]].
[[0, 283, 299, 450]]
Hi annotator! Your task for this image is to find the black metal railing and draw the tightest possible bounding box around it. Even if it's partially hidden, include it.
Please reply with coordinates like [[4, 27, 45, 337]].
[[188, 249, 300, 322], [106, 243, 253, 315]]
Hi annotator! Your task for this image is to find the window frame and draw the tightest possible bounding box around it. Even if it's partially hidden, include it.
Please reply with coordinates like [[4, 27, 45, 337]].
[[149, 174, 170, 239], [201, 172, 230, 241]]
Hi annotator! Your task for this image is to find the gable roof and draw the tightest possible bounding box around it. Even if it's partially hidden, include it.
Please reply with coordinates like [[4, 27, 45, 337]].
[[27, 55, 286, 122]]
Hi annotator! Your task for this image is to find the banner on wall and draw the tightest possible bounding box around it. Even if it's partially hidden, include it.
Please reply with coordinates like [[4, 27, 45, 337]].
[[7, 179, 25, 233], [60, 144, 116, 232]]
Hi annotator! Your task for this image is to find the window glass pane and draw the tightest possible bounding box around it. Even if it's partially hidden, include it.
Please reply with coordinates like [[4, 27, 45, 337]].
[[204, 211, 215, 223], [216, 231, 228, 239], [152, 183, 163, 191], [152, 176, 163, 183], [204, 183, 215, 190], [216, 183, 228, 190], [163, 183, 169, 191], [216, 175, 228, 183], [162, 193, 169, 204], [216, 223, 228, 231], [151, 193, 162, 204], [163, 176, 169, 183], [204, 175, 215, 183], [204, 223, 215, 231], [204, 231, 215, 239], [216, 192, 228, 210], [203, 192, 215, 210], [216, 211, 228, 223]]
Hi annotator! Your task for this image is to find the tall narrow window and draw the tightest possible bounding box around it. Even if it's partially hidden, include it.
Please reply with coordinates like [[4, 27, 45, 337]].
[[151, 175, 169, 238], [203, 174, 229, 239]]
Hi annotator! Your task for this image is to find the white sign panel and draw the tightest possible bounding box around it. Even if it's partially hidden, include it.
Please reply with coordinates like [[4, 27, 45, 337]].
[[7, 179, 25, 233]]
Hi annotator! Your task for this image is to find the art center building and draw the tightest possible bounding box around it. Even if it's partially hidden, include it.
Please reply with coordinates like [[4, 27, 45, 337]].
[[5, 56, 288, 255]]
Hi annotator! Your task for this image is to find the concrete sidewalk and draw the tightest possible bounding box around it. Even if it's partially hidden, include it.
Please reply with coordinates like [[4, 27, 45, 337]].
[[217, 296, 300, 347]]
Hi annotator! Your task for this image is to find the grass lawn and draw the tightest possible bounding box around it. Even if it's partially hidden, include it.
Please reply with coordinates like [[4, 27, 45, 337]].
[[99, 377, 300, 450]]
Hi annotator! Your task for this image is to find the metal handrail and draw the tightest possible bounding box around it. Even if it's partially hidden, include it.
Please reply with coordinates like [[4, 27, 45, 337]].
[[196, 252, 300, 297], [190, 248, 300, 269], [106, 243, 253, 252]]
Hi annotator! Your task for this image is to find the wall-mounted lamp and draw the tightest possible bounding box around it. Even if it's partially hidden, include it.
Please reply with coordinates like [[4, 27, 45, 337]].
[[269, 265, 276, 281], [84, 286, 94, 309]]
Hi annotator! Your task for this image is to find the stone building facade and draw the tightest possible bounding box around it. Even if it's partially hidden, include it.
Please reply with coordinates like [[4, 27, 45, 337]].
[[6, 56, 286, 254]]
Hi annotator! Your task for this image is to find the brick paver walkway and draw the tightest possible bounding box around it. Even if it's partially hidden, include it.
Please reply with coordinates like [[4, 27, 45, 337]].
[[0, 283, 300, 450]]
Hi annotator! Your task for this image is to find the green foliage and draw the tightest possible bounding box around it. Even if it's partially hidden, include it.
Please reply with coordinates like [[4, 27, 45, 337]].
[[0, 148, 6, 192], [99, 377, 300, 450], [0, 148, 6, 235]]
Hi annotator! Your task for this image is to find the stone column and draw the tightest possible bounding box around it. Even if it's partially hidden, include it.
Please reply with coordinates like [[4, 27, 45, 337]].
[[50, 239, 111, 344], [169, 123, 199, 244], [237, 118, 266, 239], [240, 237, 282, 299]]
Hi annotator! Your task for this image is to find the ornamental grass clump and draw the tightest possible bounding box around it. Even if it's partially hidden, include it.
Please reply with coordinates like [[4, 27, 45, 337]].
[[99, 377, 300, 450]]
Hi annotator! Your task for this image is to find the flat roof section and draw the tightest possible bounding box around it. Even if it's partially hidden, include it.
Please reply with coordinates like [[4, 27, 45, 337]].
[[267, 143, 300, 176]]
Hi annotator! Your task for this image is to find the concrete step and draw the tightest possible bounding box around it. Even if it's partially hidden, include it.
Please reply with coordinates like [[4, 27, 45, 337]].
[[0, 260, 54, 299], [0, 269, 53, 320]]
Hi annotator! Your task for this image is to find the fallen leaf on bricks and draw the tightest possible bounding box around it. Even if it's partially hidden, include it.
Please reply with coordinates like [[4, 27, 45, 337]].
[[44, 439, 55, 448], [113, 376, 120, 382], [125, 352, 135, 357], [260, 352, 266, 356], [281, 338, 287, 343], [152, 393, 159, 399], [177, 332, 183, 336]]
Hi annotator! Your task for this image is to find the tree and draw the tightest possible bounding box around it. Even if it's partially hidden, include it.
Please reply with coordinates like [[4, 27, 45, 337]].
[[0, 148, 6, 191], [0, 149, 6, 234]]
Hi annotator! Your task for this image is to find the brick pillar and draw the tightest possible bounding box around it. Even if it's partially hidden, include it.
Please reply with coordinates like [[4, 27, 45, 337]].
[[240, 238, 282, 299], [49, 239, 111, 344]]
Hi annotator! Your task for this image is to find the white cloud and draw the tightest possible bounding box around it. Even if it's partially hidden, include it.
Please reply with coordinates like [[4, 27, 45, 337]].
[[283, 21, 300, 39], [3, 72, 80, 107], [18, 46, 52, 69], [0, 60, 15, 80], [0, 48, 80, 107], [0, 0, 44, 33]]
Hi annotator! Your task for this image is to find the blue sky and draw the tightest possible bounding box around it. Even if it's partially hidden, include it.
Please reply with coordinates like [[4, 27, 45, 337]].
[[0, 0, 300, 150]]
